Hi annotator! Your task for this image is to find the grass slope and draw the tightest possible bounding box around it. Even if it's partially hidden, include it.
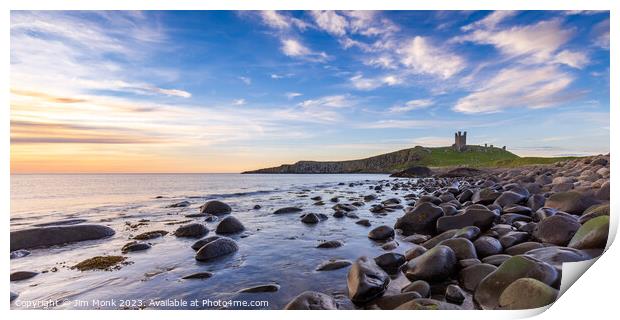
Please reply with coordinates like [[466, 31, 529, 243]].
[[389, 145, 521, 170]]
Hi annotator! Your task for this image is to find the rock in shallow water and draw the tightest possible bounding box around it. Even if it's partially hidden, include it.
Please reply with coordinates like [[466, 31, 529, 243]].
[[238, 284, 280, 293], [347, 256, 390, 305], [405, 245, 457, 282], [284, 291, 337, 310], [10, 224, 115, 251], [10, 249, 30, 259], [215, 216, 245, 234], [368, 225, 394, 241], [191, 236, 221, 250], [134, 230, 168, 240], [182, 272, 213, 279], [273, 207, 303, 214], [174, 223, 208, 238], [316, 240, 343, 248], [195, 237, 239, 261], [374, 253, 406, 274], [316, 259, 352, 271], [10, 271, 38, 281], [121, 241, 151, 253], [300, 213, 320, 224], [200, 200, 231, 215], [394, 202, 444, 236]]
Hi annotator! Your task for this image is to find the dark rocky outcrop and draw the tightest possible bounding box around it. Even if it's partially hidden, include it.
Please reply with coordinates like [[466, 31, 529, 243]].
[[11, 224, 115, 251]]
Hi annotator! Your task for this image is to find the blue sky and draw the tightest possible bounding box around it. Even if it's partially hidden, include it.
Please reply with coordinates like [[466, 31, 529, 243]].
[[10, 10, 610, 173]]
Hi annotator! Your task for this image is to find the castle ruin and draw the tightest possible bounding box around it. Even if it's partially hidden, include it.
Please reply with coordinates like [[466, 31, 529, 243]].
[[453, 131, 467, 152]]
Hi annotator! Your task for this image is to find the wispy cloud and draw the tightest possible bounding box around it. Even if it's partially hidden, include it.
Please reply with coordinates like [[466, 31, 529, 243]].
[[232, 98, 246, 106], [238, 76, 252, 85], [389, 99, 434, 113]]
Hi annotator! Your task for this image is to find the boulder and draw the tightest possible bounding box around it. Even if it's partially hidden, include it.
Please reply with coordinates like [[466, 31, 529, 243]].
[[481, 254, 512, 266], [579, 204, 610, 224], [437, 238, 477, 260], [471, 188, 501, 205], [200, 200, 231, 215], [301, 213, 320, 224], [121, 241, 151, 253], [405, 245, 457, 282], [374, 253, 406, 274], [395, 298, 461, 310], [182, 272, 213, 279], [10, 271, 38, 281], [524, 246, 592, 270], [494, 191, 527, 208], [544, 191, 600, 215], [505, 242, 544, 255], [532, 215, 580, 246], [595, 181, 610, 200], [316, 259, 352, 271], [191, 236, 221, 250], [10, 224, 115, 251], [394, 202, 444, 236], [401, 280, 430, 297], [215, 216, 245, 234], [445, 284, 465, 304], [284, 291, 337, 310], [473, 236, 503, 258], [390, 166, 433, 178], [238, 284, 280, 293], [174, 223, 208, 238], [356, 219, 371, 227], [273, 207, 303, 214], [474, 255, 558, 309], [436, 208, 498, 233], [195, 237, 239, 261], [459, 263, 497, 291], [498, 278, 558, 309], [499, 231, 529, 248], [568, 215, 609, 250], [347, 256, 390, 304], [316, 240, 343, 249], [374, 292, 422, 310], [368, 225, 395, 241]]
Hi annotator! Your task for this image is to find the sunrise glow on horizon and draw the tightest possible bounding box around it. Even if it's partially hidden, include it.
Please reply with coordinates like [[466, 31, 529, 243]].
[[10, 11, 610, 173]]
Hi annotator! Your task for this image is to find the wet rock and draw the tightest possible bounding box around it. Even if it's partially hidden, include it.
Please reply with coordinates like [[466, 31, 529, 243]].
[[445, 284, 465, 304], [474, 255, 558, 309], [356, 219, 371, 227], [459, 263, 497, 291], [200, 200, 232, 215], [174, 223, 208, 238], [453, 226, 481, 240], [568, 215, 609, 249], [375, 292, 422, 310], [10, 249, 30, 259], [195, 237, 239, 261], [405, 245, 457, 282], [394, 202, 444, 236], [253, 204, 261, 210], [10, 224, 115, 251], [238, 284, 280, 293], [310, 196, 322, 201], [494, 191, 527, 208], [579, 204, 610, 224], [301, 213, 320, 224], [481, 254, 512, 266], [473, 236, 503, 258], [316, 259, 352, 271], [401, 280, 430, 297], [204, 215, 218, 222], [284, 291, 337, 310], [168, 200, 190, 208], [364, 194, 377, 201], [524, 246, 592, 270], [182, 272, 213, 279], [499, 213, 531, 225], [544, 191, 600, 215], [381, 241, 398, 251], [403, 234, 431, 244], [533, 215, 580, 246], [595, 181, 610, 200], [191, 236, 221, 250], [374, 253, 406, 274], [498, 278, 558, 309], [438, 238, 477, 260], [421, 230, 458, 249], [134, 230, 168, 240], [10, 271, 38, 281], [436, 208, 498, 233], [34, 218, 88, 227], [215, 216, 245, 234], [368, 225, 395, 241], [316, 240, 343, 249], [527, 194, 546, 212], [347, 256, 390, 304], [472, 188, 501, 205], [121, 241, 151, 253], [505, 242, 544, 255], [395, 298, 461, 310], [499, 231, 529, 248], [404, 244, 428, 261], [273, 207, 303, 214], [333, 211, 345, 218], [11, 291, 18, 302], [459, 258, 481, 268]]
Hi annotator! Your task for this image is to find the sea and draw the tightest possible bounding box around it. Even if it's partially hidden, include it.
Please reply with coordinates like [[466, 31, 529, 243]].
[[10, 173, 424, 310]]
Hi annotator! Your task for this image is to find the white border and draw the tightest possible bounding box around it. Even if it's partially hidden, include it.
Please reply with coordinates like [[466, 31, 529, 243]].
[[3, 1, 617, 320]]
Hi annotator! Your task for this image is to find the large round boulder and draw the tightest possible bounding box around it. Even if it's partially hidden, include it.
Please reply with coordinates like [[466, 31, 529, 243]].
[[195, 237, 238, 261], [395, 298, 461, 310], [215, 216, 245, 234], [347, 256, 390, 305], [544, 191, 600, 215], [174, 223, 208, 238], [459, 263, 497, 291], [10, 224, 115, 251], [532, 215, 580, 246], [394, 202, 444, 236], [474, 255, 558, 310], [568, 215, 609, 250], [473, 236, 503, 258], [524, 246, 592, 270], [436, 208, 498, 233], [437, 238, 477, 260], [498, 278, 558, 309], [200, 200, 231, 215], [368, 225, 395, 241], [405, 245, 457, 282]]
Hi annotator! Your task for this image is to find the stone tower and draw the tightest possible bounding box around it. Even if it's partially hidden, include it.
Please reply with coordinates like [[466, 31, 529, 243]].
[[453, 131, 467, 152]]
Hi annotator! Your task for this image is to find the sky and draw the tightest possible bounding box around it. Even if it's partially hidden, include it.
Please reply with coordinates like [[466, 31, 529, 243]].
[[10, 10, 610, 173]]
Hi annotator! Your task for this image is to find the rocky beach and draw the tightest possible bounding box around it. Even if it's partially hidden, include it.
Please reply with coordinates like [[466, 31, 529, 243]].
[[9, 156, 609, 310]]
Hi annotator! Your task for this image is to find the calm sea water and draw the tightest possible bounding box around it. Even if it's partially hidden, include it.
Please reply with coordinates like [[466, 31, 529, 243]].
[[10, 173, 424, 310]]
